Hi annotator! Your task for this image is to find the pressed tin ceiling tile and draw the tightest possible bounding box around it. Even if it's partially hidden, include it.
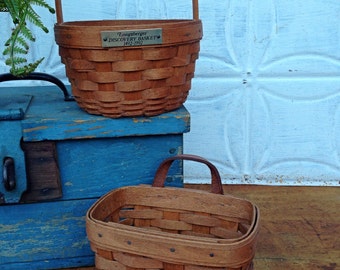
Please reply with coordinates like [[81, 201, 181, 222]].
[[185, 0, 340, 186]]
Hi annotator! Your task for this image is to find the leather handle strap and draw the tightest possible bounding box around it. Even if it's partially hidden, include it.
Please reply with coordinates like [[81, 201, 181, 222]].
[[152, 154, 224, 195]]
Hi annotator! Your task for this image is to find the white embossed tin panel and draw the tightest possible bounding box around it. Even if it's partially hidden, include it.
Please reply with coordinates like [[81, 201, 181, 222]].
[[184, 0, 340, 186]]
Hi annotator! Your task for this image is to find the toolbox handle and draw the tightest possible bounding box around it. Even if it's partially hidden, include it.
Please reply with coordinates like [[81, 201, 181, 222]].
[[0, 72, 74, 101], [152, 154, 224, 195], [55, 0, 199, 24]]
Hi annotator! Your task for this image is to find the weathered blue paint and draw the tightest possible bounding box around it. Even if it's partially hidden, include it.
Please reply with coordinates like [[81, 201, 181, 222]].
[[56, 135, 184, 200], [0, 120, 27, 203], [0, 94, 32, 120], [0, 199, 95, 269], [17, 86, 190, 142], [0, 85, 190, 269], [0, 94, 32, 203]]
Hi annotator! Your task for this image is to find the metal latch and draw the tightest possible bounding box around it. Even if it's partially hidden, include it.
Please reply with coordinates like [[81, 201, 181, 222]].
[[3, 157, 16, 191]]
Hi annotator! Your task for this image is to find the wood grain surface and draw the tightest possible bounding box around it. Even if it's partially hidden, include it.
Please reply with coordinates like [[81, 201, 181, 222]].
[[61, 184, 339, 270]]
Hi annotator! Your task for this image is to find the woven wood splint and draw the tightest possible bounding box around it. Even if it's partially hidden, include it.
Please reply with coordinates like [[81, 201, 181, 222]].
[[54, 0, 202, 118], [86, 155, 260, 270]]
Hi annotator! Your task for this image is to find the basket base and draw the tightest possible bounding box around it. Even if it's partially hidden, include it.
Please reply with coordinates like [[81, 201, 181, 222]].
[[95, 253, 254, 270], [73, 91, 188, 118]]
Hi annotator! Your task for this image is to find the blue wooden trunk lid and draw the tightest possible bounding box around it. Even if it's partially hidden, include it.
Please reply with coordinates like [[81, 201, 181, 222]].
[[0, 94, 32, 120], [17, 85, 190, 141]]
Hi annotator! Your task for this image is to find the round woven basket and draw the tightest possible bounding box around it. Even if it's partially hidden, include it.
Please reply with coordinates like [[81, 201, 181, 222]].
[[54, 0, 202, 118]]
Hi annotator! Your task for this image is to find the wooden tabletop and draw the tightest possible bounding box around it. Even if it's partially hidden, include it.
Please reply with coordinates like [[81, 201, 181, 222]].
[[61, 184, 339, 270]]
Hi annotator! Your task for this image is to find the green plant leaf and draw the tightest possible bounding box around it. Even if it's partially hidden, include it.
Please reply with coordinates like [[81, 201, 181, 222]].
[[3, 45, 28, 56], [9, 57, 44, 77], [30, 0, 55, 14], [2, 0, 55, 77], [26, 5, 49, 33]]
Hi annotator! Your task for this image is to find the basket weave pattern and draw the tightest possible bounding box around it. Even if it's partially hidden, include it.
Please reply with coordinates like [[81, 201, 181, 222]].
[[86, 155, 259, 270], [54, 0, 202, 117], [91, 203, 255, 270], [58, 41, 200, 117], [95, 253, 254, 270]]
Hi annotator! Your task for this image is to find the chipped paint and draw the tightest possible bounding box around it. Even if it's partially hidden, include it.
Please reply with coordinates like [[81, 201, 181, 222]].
[[72, 120, 88, 124], [23, 126, 48, 133], [71, 239, 89, 249], [40, 118, 58, 121], [0, 224, 20, 233], [69, 119, 101, 125], [64, 182, 73, 186], [88, 126, 104, 131], [0, 200, 94, 266], [132, 118, 152, 123]]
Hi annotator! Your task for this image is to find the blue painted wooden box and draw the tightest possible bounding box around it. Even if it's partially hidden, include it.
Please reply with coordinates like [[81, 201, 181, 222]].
[[0, 84, 189, 269]]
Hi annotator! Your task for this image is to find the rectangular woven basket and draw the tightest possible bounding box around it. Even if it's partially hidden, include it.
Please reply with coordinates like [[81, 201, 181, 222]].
[[54, 0, 202, 118], [86, 155, 260, 270]]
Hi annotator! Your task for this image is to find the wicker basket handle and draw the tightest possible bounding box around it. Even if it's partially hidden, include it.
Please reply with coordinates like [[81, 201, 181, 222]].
[[152, 154, 224, 195], [55, 0, 199, 24]]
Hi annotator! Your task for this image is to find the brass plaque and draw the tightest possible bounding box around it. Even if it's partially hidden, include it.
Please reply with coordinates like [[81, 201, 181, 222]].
[[101, 28, 162, 47]]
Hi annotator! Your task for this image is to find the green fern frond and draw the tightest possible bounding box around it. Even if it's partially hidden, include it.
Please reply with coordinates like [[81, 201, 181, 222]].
[[3, 0, 19, 17], [3, 0, 20, 23], [4, 35, 29, 50], [26, 5, 49, 33], [2, 0, 55, 77], [19, 24, 36, 41], [14, 36, 29, 50], [3, 45, 28, 56], [6, 56, 27, 65], [9, 57, 44, 77], [30, 0, 55, 14]]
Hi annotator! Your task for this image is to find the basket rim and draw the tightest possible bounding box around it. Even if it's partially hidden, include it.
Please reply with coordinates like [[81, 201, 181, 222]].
[[54, 19, 203, 48], [88, 205, 260, 245], [55, 19, 200, 27], [87, 185, 260, 245], [86, 207, 259, 267]]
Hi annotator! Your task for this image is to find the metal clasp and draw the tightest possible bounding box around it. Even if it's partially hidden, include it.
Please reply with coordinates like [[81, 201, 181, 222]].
[[3, 157, 16, 191]]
